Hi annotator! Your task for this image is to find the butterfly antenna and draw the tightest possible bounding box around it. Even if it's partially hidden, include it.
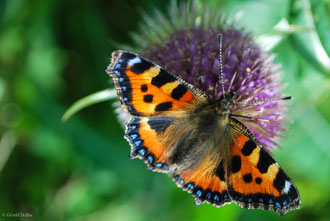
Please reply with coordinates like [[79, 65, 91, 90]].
[[227, 71, 237, 94], [230, 114, 270, 122], [219, 34, 226, 99], [234, 96, 293, 105]]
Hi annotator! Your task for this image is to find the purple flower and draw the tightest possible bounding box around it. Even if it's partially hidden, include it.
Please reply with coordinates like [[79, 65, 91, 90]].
[[119, 2, 290, 150]]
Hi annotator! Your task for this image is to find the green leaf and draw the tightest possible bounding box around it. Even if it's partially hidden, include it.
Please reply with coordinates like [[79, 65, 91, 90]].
[[62, 89, 116, 122], [0, 131, 16, 172], [289, 0, 330, 76], [257, 18, 312, 51], [221, 0, 291, 35]]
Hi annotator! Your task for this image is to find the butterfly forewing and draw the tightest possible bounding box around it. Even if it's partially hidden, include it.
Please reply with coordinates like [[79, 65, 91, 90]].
[[228, 119, 301, 215], [106, 50, 208, 116]]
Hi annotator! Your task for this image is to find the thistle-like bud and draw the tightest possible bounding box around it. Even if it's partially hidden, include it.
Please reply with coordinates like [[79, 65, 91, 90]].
[[117, 1, 289, 150]]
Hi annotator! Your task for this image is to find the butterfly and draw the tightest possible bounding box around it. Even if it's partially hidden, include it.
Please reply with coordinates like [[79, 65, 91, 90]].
[[105, 36, 301, 216]]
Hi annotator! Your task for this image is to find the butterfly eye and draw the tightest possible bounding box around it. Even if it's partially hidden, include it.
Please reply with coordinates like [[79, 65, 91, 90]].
[[226, 91, 237, 101]]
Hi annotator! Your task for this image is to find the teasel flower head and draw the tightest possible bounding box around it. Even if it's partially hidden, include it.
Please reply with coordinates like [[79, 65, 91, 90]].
[[115, 1, 290, 150]]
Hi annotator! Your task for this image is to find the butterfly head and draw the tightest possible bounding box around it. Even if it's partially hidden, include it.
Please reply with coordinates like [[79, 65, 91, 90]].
[[215, 91, 236, 117]]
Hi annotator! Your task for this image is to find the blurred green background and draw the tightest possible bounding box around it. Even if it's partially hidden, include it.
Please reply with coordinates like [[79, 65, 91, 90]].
[[0, 0, 329, 220]]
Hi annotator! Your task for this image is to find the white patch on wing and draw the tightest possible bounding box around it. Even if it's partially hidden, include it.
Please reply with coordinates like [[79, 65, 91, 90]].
[[283, 180, 291, 194], [128, 57, 141, 66]]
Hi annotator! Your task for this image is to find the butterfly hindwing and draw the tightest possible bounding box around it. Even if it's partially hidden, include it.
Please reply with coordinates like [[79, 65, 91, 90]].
[[173, 160, 231, 207], [125, 112, 233, 207], [106, 50, 208, 116], [228, 120, 301, 215], [125, 117, 175, 172]]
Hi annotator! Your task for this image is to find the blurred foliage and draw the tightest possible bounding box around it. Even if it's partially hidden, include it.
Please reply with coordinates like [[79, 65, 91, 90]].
[[0, 0, 329, 220]]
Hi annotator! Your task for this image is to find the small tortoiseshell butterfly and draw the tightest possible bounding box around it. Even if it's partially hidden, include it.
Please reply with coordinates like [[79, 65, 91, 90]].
[[106, 36, 301, 215]]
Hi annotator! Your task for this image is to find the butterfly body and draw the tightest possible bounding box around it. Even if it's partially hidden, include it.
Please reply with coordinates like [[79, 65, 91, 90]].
[[106, 49, 300, 216]]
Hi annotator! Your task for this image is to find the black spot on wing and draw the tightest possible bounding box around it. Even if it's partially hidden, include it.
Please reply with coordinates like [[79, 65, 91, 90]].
[[147, 118, 173, 134], [215, 161, 225, 181], [143, 94, 153, 103], [241, 140, 256, 156], [257, 149, 275, 173], [243, 173, 252, 183], [151, 69, 176, 87], [155, 102, 172, 112], [141, 84, 148, 92], [273, 169, 287, 193], [255, 177, 262, 184], [231, 156, 241, 173], [171, 84, 188, 100], [129, 59, 153, 74]]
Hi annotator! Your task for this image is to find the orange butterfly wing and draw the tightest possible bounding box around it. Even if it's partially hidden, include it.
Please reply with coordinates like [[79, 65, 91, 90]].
[[126, 114, 233, 206], [173, 160, 231, 207], [106, 50, 208, 116], [228, 120, 301, 215], [106, 50, 301, 216], [124, 117, 173, 172], [107, 51, 209, 171]]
